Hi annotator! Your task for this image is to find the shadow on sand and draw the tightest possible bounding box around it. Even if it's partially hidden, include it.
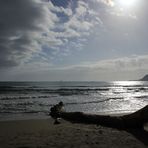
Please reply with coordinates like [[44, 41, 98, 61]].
[[126, 128, 148, 146], [50, 103, 148, 146]]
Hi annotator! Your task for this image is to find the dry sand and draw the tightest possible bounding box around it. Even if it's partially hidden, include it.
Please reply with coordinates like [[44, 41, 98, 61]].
[[0, 118, 148, 148]]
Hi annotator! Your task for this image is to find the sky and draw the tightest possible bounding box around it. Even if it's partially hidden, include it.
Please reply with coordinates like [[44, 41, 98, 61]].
[[0, 0, 148, 81]]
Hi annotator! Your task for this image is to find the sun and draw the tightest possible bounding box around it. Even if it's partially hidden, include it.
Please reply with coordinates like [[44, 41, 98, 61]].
[[118, 0, 137, 7]]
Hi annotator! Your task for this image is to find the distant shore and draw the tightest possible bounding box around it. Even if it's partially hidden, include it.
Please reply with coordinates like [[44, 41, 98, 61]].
[[0, 118, 147, 148]]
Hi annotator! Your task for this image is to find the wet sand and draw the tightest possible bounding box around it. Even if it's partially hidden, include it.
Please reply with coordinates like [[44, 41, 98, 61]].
[[0, 118, 147, 148]]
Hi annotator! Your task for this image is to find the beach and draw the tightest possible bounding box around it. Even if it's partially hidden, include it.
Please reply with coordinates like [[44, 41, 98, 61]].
[[0, 81, 148, 147], [0, 118, 147, 148]]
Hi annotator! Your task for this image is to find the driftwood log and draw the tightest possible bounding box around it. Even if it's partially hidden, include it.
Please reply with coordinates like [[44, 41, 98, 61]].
[[50, 102, 148, 129]]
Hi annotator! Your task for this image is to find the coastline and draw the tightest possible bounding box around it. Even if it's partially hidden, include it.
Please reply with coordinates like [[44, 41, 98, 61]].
[[0, 118, 147, 148]]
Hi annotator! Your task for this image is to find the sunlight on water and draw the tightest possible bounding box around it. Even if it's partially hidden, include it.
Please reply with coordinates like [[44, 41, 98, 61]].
[[112, 81, 143, 86]]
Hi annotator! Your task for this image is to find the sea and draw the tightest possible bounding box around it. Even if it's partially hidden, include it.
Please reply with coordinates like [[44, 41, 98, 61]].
[[0, 81, 148, 121]]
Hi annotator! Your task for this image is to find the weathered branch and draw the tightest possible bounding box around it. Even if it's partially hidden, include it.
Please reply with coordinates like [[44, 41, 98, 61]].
[[50, 103, 148, 129]]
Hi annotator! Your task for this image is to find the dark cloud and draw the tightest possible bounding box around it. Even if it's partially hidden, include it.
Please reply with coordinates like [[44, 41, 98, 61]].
[[0, 0, 51, 68], [0, 0, 101, 69], [0, 0, 43, 32]]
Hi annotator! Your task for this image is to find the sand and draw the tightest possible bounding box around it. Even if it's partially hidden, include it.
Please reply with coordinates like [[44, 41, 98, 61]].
[[0, 118, 148, 148]]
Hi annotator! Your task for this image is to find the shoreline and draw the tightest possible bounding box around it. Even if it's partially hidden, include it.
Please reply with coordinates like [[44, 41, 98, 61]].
[[0, 109, 136, 122], [0, 118, 148, 148]]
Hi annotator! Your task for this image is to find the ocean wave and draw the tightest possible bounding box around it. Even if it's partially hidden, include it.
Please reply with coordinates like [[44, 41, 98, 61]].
[[0, 88, 111, 98], [0, 95, 54, 100], [0, 105, 49, 114], [135, 95, 148, 99], [38, 103, 53, 107], [0, 87, 110, 91], [0, 110, 42, 114], [41, 88, 110, 96], [64, 97, 124, 106], [0, 96, 35, 100]]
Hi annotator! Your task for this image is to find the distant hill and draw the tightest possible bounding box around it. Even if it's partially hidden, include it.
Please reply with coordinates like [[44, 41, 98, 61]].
[[140, 75, 148, 81]]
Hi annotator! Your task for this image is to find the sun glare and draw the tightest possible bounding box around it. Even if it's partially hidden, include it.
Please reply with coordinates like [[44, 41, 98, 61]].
[[118, 0, 137, 7]]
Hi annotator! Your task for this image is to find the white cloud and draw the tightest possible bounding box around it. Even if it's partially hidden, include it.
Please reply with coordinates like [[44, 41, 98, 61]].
[[93, 0, 115, 6], [40, 0, 103, 57], [47, 1, 73, 16], [58, 55, 148, 71], [1, 54, 148, 81]]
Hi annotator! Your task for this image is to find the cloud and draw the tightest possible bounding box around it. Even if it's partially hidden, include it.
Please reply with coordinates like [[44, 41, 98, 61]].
[[0, 0, 60, 68], [93, 0, 114, 6], [58, 55, 148, 71], [0, 0, 102, 68], [37, 0, 102, 58], [37, 55, 147, 81], [1, 54, 148, 81], [102, 0, 114, 6], [0, 0, 145, 72]]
